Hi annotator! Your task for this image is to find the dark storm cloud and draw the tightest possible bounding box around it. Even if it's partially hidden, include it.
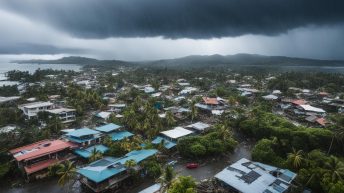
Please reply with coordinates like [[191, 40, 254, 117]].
[[1, 0, 344, 39], [0, 43, 86, 55]]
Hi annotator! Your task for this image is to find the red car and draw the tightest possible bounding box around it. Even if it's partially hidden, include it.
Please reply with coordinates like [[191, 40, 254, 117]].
[[186, 163, 199, 169]]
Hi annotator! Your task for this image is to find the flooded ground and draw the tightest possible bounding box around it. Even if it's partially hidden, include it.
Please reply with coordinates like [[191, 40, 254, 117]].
[[2, 141, 253, 193], [128, 140, 253, 193]]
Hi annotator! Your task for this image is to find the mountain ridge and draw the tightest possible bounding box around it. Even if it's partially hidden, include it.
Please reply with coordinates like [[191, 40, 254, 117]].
[[12, 54, 344, 68]]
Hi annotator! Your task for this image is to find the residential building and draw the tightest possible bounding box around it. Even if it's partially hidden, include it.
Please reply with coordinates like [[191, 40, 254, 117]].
[[95, 123, 134, 142], [46, 107, 76, 123], [78, 149, 158, 192], [9, 139, 77, 179], [215, 158, 297, 193], [65, 128, 102, 147], [160, 127, 194, 142], [186, 122, 211, 133], [18, 101, 54, 118]]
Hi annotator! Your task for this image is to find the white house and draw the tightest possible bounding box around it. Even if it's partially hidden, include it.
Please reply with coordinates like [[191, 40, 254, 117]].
[[46, 108, 77, 123], [160, 127, 194, 142], [18, 101, 54, 118]]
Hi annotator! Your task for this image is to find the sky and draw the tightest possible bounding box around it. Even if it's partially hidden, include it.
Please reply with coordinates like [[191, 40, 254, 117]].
[[0, 0, 344, 61]]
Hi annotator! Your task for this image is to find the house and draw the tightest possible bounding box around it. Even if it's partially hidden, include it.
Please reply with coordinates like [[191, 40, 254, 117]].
[[151, 136, 177, 150], [95, 123, 134, 142], [160, 127, 194, 142], [46, 107, 76, 123], [95, 111, 112, 121], [195, 97, 227, 113], [186, 122, 211, 133], [108, 104, 126, 113], [78, 149, 158, 192], [9, 139, 77, 179], [74, 144, 109, 159], [179, 87, 198, 95], [18, 101, 54, 118], [298, 105, 326, 115], [65, 128, 102, 147], [215, 158, 296, 193], [262, 94, 278, 100], [144, 86, 155, 93]]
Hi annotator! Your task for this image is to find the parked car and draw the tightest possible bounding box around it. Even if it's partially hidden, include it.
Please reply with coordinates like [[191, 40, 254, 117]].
[[186, 163, 199, 169]]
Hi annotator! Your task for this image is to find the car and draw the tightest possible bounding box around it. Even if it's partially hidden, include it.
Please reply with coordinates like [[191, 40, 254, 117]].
[[186, 163, 199, 169]]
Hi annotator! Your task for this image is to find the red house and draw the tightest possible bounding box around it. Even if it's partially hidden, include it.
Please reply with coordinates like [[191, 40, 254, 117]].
[[10, 139, 77, 180]]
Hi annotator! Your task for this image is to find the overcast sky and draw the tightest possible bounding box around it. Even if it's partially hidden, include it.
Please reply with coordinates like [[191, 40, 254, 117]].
[[0, 0, 343, 61]]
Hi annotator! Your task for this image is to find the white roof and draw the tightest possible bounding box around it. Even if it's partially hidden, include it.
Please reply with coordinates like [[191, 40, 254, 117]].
[[144, 86, 155, 93], [178, 82, 190, 86], [96, 111, 112, 119], [151, 92, 162, 97], [212, 110, 224, 115], [46, 108, 76, 114], [161, 127, 194, 139], [215, 158, 294, 193], [186, 122, 211, 131], [20, 101, 53, 109], [158, 113, 166, 118], [262, 94, 278, 100], [299, 105, 326, 113], [272, 90, 282, 94]]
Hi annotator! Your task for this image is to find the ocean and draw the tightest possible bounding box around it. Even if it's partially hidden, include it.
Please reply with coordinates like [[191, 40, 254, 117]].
[[0, 62, 81, 86]]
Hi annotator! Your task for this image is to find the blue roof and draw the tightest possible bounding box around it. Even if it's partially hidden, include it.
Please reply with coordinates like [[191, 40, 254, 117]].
[[74, 144, 109, 158], [116, 149, 158, 165], [77, 157, 126, 183], [66, 128, 100, 137], [109, 130, 134, 141], [95, 123, 122, 133], [77, 149, 158, 183], [152, 136, 176, 149], [67, 136, 97, 144]]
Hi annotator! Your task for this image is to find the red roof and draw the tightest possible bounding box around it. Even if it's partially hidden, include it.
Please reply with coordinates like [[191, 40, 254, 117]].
[[292, 99, 307, 106], [10, 139, 77, 162], [316, 118, 327, 126], [202, 97, 219, 105], [319, 92, 329, 96], [24, 159, 59, 174]]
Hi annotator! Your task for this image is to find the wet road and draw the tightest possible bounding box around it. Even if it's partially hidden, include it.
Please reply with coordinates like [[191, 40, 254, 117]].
[[2, 141, 253, 193]]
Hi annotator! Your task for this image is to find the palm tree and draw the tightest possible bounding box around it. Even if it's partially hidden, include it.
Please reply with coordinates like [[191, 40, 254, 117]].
[[190, 100, 198, 122], [287, 148, 304, 169], [216, 123, 232, 141], [89, 147, 103, 163], [56, 161, 76, 192], [158, 166, 175, 192], [166, 111, 176, 126], [324, 156, 344, 182], [327, 127, 344, 155]]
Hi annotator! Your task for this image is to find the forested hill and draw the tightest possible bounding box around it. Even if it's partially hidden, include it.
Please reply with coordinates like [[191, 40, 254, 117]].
[[12, 54, 344, 69], [144, 54, 344, 68], [12, 56, 132, 66]]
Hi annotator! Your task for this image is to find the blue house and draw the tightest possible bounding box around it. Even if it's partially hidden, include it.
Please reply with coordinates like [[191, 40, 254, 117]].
[[151, 136, 176, 150], [95, 123, 134, 142], [78, 149, 158, 192], [65, 128, 102, 147], [74, 144, 109, 159]]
